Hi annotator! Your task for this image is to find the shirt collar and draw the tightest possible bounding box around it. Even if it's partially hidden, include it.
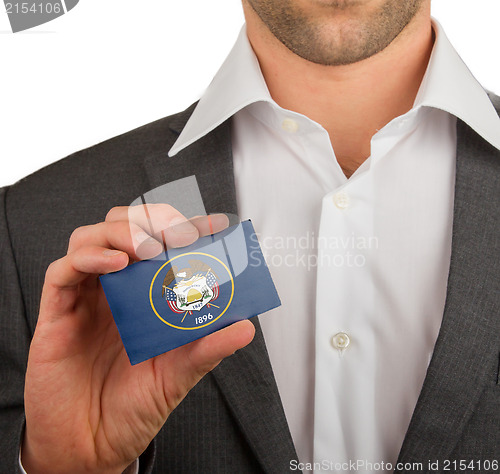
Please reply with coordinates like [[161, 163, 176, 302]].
[[169, 26, 272, 157], [169, 20, 500, 157], [414, 19, 500, 150]]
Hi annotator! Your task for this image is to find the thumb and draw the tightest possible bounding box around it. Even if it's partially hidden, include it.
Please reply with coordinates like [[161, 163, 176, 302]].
[[186, 319, 256, 373], [153, 320, 256, 408]]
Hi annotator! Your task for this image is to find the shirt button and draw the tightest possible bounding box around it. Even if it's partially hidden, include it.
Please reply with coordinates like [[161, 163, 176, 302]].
[[331, 332, 350, 350], [333, 192, 350, 210], [282, 118, 299, 133]]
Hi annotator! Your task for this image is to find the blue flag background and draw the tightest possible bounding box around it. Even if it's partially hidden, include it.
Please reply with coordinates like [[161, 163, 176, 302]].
[[100, 220, 280, 365]]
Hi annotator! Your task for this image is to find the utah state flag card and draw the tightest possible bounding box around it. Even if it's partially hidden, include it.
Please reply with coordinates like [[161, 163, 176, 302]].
[[100, 220, 280, 365]]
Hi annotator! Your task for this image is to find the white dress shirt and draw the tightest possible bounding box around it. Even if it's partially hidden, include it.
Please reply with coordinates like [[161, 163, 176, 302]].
[[169, 20, 500, 474]]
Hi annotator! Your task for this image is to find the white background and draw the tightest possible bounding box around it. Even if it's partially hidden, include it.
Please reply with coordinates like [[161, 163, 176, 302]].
[[1, 0, 499, 187]]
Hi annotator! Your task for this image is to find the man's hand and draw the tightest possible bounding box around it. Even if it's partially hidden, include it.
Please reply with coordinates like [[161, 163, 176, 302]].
[[22, 205, 255, 474]]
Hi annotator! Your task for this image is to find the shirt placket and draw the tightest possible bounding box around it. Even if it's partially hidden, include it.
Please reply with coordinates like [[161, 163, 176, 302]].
[[313, 170, 377, 471]]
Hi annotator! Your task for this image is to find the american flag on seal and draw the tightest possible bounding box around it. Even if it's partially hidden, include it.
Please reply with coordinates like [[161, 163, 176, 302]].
[[206, 270, 219, 300], [164, 286, 185, 314]]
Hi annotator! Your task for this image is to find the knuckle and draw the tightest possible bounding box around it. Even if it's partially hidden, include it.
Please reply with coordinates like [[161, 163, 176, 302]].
[[68, 223, 104, 252], [68, 226, 86, 247], [105, 206, 123, 222], [44, 259, 61, 282], [146, 203, 177, 215]]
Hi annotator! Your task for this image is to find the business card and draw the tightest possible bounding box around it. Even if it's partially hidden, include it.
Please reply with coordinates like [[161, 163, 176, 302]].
[[100, 220, 280, 365]]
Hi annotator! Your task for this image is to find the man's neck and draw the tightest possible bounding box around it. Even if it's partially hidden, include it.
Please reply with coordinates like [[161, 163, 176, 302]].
[[244, 5, 434, 178]]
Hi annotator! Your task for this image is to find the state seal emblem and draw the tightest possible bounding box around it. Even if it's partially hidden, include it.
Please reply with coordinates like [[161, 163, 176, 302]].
[[149, 252, 234, 330]]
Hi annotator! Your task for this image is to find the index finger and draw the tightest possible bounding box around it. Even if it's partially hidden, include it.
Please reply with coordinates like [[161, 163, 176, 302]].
[[106, 204, 198, 249], [106, 205, 230, 248]]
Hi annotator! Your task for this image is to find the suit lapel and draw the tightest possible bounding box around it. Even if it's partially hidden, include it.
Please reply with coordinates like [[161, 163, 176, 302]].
[[211, 323, 299, 473], [142, 109, 298, 472], [143, 105, 239, 220], [396, 119, 500, 467]]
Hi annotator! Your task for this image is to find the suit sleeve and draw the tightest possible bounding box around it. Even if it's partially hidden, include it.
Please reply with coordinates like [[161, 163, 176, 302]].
[[0, 186, 31, 474], [0, 185, 158, 473]]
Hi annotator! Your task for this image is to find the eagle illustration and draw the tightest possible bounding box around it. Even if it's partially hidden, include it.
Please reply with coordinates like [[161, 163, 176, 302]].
[[162, 260, 219, 317]]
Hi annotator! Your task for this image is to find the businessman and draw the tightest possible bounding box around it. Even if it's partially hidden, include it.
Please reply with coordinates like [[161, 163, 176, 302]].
[[1, 0, 499, 473]]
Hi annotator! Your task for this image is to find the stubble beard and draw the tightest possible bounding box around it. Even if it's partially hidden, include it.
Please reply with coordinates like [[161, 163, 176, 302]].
[[246, 0, 426, 66]]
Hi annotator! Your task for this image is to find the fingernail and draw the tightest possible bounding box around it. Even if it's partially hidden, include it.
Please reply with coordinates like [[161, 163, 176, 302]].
[[103, 249, 123, 257], [135, 232, 159, 246], [170, 217, 197, 234]]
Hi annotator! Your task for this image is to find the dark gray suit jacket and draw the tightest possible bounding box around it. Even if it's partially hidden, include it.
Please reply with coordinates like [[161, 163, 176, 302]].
[[0, 97, 499, 473]]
